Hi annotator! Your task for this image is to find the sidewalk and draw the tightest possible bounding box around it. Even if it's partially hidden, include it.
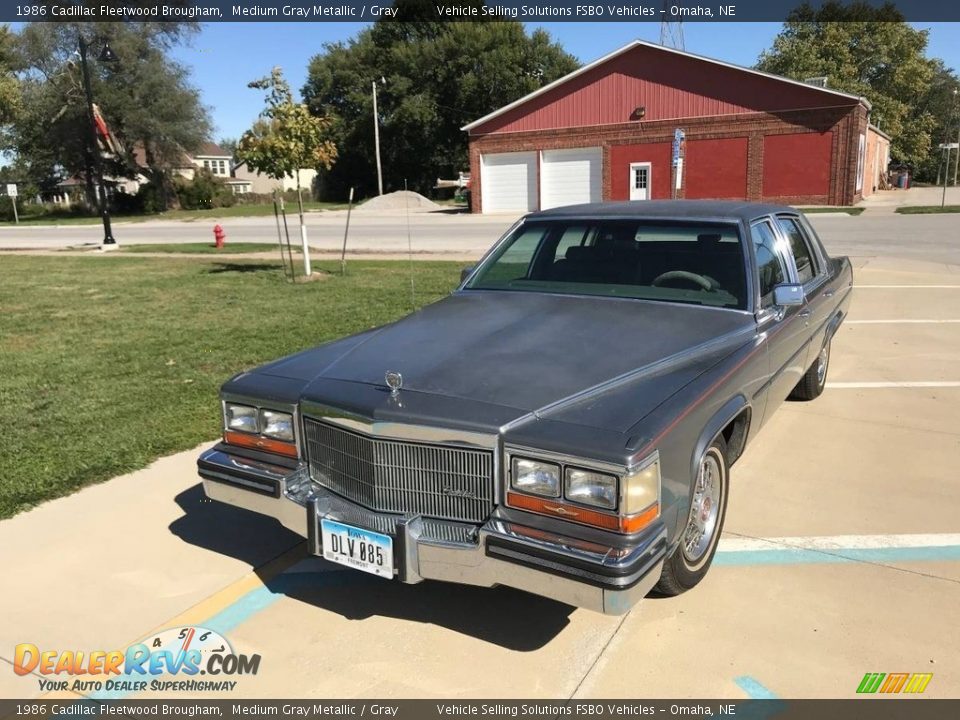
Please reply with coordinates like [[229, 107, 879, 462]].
[[0, 442, 304, 697], [858, 185, 960, 212]]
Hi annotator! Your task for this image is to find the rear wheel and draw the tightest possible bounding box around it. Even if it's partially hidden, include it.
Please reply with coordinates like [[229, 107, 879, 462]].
[[655, 436, 729, 596], [790, 338, 831, 401]]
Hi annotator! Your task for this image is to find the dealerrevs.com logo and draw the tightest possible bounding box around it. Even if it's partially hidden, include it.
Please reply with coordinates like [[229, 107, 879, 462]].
[[14, 627, 260, 694]]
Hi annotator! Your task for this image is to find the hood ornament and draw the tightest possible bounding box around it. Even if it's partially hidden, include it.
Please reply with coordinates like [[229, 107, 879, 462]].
[[385, 371, 403, 397]]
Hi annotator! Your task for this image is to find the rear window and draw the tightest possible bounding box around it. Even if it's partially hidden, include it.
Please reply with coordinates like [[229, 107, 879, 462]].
[[465, 219, 748, 309]]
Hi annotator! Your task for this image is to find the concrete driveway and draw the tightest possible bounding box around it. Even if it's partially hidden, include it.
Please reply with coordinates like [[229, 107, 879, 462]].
[[1, 254, 957, 701]]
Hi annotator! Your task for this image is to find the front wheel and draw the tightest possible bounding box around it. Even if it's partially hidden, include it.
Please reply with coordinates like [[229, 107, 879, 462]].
[[654, 436, 729, 596]]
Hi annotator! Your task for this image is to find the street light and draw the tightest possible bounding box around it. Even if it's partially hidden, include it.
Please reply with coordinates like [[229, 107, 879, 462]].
[[78, 35, 118, 248]]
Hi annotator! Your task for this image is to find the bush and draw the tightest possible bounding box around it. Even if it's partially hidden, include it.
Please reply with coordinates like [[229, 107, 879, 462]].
[[0, 198, 92, 222], [111, 190, 145, 215], [173, 169, 235, 210]]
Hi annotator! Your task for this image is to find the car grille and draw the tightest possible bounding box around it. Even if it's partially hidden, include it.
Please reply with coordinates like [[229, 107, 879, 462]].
[[303, 418, 495, 523]]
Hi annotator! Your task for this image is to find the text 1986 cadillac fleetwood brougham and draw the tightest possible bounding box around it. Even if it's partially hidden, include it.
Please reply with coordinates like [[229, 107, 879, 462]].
[[198, 201, 852, 613]]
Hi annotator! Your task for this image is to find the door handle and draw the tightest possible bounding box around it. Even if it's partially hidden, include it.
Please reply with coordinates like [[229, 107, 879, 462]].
[[822, 290, 835, 298], [799, 309, 812, 319]]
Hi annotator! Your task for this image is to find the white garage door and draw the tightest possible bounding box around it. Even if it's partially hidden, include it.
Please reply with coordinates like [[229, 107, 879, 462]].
[[540, 147, 602, 210], [480, 152, 537, 213]]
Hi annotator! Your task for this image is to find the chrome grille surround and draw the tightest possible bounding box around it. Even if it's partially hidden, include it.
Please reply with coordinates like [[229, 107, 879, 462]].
[[303, 416, 495, 523]]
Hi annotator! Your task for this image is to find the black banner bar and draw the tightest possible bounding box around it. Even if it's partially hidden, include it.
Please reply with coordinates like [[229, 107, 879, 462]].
[[3, 0, 960, 23], [0, 699, 957, 719]]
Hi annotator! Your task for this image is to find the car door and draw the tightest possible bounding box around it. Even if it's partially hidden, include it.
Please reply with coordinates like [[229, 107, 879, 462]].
[[751, 218, 808, 424], [776, 214, 833, 362]]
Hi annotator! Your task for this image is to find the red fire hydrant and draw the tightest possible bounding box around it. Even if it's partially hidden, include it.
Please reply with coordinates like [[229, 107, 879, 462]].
[[213, 224, 225, 249]]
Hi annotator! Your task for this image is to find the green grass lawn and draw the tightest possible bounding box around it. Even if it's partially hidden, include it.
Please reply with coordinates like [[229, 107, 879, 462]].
[[895, 205, 960, 214], [0, 256, 460, 519], [119, 242, 316, 254], [7, 201, 348, 226], [796, 207, 865, 215]]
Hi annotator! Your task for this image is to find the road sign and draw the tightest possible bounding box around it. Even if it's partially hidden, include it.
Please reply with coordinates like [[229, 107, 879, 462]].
[[939, 143, 959, 150], [672, 129, 685, 167], [5, 183, 16, 198]]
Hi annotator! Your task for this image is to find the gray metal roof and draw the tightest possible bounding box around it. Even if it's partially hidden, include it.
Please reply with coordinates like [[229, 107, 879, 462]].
[[528, 200, 799, 222]]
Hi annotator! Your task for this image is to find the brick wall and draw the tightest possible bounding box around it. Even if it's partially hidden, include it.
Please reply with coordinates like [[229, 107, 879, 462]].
[[469, 104, 864, 212]]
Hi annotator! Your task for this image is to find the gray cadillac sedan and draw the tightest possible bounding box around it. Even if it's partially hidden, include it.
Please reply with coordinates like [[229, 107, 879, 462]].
[[198, 200, 852, 614]]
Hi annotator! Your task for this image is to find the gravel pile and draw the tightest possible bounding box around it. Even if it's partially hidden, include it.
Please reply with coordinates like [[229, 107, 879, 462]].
[[356, 190, 441, 212]]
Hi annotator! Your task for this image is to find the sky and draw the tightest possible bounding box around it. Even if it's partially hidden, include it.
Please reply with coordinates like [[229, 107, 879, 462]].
[[172, 21, 960, 143]]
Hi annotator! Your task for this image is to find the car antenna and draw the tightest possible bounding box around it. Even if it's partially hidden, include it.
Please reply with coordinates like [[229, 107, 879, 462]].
[[405, 179, 416, 311]]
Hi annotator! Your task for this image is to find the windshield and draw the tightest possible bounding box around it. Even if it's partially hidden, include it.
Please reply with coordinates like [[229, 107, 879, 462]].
[[465, 219, 748, 309]]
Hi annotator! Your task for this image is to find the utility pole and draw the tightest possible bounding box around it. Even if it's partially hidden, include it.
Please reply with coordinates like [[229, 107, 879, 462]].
[[78, 35, 117, 248], [372, 79, 384, 196]]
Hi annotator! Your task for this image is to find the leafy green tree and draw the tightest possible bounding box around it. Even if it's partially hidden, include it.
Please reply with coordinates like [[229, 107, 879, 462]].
[[238, 66, 337, 275], [218, 136, 239, 162], [11, 21, 210, 208], [914, 61, 960, 182], [0, 25, 19, 128], [302, 18, 578, 200], [757, 1, 940, 167]]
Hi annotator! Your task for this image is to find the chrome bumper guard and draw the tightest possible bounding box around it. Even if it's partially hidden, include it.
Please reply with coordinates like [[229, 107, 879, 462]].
[[198, 446, 665, 615]]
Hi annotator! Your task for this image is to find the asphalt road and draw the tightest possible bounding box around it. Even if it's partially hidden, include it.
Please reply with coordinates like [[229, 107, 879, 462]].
[[2, 210, 960, 265], [1, 255, 958, 700]]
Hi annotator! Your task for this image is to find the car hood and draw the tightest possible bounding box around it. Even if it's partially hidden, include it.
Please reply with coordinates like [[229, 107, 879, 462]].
[[259, 291, 755, 428]]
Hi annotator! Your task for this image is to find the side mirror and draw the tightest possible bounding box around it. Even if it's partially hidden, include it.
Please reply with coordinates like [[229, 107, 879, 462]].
[[773, 283, 805, 307], [460, 266, 474, 283]]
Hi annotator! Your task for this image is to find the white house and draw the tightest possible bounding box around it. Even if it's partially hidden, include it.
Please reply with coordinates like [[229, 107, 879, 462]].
[[229, 161, 317, 195], [178, 142, 233, 180]]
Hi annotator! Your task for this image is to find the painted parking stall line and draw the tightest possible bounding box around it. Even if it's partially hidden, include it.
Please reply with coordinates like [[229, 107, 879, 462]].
[[716, 533, 960, 566], [845, 319, 960, 324], [825, 381, 960, 389]]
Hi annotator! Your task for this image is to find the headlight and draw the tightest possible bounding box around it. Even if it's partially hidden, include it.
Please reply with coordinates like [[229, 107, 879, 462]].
[[225, 403, 258, 433], [623, 456, 661, 516], [260, 409, 294, 441], [511, 457, 560, 497], [565, 467, 617, 509]]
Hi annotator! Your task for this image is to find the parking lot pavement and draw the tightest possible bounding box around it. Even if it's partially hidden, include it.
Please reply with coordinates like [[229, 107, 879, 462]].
[[2, 258, 958, 701]]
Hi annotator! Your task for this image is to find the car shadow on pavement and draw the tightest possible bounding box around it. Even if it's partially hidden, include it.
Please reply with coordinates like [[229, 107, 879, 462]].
[[264, 569, 575, 652], [169, 484, 304, 569], [170, 483, 575, 651]]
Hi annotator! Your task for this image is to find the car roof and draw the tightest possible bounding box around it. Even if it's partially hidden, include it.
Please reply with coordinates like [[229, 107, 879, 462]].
[[526, 200, 800, 222]]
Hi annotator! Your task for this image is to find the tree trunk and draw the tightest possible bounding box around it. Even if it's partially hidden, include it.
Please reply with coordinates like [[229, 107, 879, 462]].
[[297, 174, 311, 276]]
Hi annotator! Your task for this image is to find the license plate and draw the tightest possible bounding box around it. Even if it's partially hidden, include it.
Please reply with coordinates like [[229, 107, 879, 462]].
[[320, 519, 394, 579]]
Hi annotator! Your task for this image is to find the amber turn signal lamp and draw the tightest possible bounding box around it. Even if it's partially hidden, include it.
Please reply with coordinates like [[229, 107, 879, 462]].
[[506, 491, 658, 534], [224, 430, 298, 458]]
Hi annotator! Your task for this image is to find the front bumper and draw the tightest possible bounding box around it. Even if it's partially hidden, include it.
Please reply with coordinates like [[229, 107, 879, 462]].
[[197, 445, 665, 615]]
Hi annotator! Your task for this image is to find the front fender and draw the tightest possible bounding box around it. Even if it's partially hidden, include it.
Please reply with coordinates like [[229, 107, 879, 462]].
[[689, 395, 750, 485]]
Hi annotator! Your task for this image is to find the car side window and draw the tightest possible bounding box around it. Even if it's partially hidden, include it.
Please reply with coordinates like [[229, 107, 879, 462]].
[[553, 225, 591, 261], [475, 225, 547, 285], [751, 221, 788, 308], [777, 217, 818, 284]]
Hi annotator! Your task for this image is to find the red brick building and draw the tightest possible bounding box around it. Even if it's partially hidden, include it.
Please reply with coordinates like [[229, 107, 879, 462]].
[[464, 41, 888, 213]]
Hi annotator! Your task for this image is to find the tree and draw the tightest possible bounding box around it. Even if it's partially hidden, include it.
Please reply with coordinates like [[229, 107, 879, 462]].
[[0, 25, 19, 129], [10, 21, 210, 208], [302, 17, 578, 200], [238, 66, 337, 276], [914, 61, 960, 183], [218, 136, 239, 162], [756, 1, 941, 168]]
